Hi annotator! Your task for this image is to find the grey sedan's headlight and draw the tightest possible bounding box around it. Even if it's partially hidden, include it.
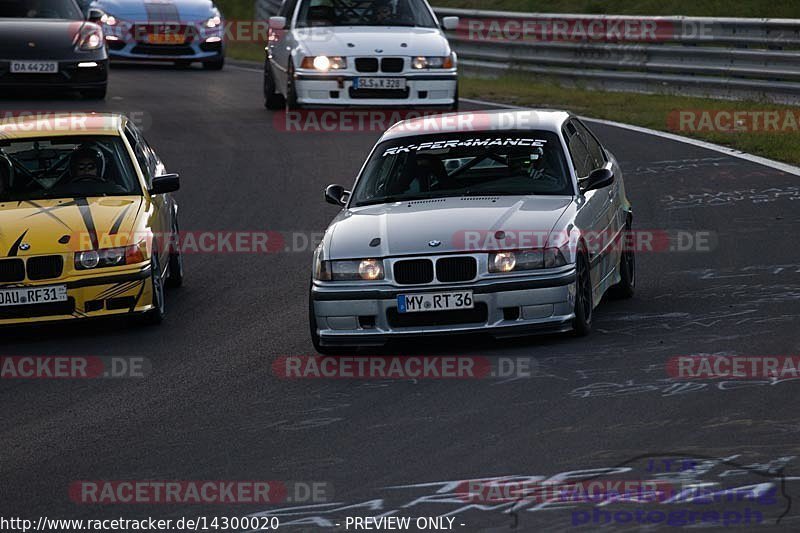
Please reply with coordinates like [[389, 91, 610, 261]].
[[411, 54, 455, 69], [488, 248, 567, 273], [314, 256, 384, 282], [205, 15, 222, 28]]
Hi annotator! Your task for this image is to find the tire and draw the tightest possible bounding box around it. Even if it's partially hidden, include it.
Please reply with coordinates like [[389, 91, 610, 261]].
[[263, 61, 286, 110], [309, 286, 349, 355], [609, 225, 635, 299], [81, 86, 107, 100], [285, 63, 300, 110], [141, 253, 166, 325], [572, 251, 593, 336], [166, 213, 184, 288], [203, 56, 224, 71]]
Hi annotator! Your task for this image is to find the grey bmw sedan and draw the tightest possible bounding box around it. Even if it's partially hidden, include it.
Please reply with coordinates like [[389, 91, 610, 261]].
[[310, 110, 635, 353]]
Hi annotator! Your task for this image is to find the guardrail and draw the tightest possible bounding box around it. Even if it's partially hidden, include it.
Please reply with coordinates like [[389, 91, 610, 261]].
[[252, 1, 800, 104], [437, 8, 800, 104]]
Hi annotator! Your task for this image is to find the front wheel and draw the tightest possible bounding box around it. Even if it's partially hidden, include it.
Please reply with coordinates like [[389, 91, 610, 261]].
[[572, 251, 593, 336], [264, 61, 286, 110], [285, 64, 300, 110], [141, 254, 166, 325], [609, 224, 635, 299]]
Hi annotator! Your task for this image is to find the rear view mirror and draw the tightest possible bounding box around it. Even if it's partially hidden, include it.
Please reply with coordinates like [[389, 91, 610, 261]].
[[87, 8, 104, 23], [582, 167, 614, 192], [269, 16, 287, 30], [441, 16, 459, 30], [150, 173, 180, 195], [325, 184, 349, 206]]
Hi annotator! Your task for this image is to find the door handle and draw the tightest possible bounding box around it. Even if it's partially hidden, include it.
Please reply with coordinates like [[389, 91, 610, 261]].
[[608, 188, 616, 199]]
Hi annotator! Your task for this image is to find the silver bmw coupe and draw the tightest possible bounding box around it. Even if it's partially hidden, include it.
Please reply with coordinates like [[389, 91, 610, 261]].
[[310, 110, 634, 353]]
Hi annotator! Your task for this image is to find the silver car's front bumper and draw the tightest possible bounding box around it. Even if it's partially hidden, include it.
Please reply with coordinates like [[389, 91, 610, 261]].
[[311, 268, 577, 347]]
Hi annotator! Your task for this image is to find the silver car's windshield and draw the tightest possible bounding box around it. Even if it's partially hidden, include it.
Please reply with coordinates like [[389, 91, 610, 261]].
[[352, 131, 572, 206], [0, 0, 83, 19], [296, 0, 437, 28], [0, 136, 141, 201]]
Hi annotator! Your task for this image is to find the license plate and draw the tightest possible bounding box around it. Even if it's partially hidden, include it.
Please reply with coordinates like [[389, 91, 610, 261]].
[[354, 77, 406, 90], [397, 291, 473, 314], [0, 285, 67, 307], [10, 61, 58, 74], [146, 33, 185, 44]]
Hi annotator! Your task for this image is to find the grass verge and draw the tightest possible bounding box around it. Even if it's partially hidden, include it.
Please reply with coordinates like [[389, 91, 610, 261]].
[[461, 75, 800, 166]]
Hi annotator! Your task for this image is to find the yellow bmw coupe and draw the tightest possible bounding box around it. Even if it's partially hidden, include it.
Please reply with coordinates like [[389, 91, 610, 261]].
[[0, 113, 182, 325]]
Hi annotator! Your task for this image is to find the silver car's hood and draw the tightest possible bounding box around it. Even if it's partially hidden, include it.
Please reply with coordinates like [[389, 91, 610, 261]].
[[325, 196, 573, 259]]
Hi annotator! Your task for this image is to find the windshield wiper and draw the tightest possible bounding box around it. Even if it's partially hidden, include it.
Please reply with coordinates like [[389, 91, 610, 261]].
[[354, 194, 438, 207]]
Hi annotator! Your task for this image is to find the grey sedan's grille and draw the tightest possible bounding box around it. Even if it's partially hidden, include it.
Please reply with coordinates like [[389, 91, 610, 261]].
[[394, 259, 434, 285], [436, 257, 477, 283]]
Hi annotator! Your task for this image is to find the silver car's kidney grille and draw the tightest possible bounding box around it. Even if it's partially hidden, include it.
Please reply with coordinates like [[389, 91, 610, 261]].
[[381, 58, 404, 72], [436, 257, 477, 283], [394, 259, 434, 285]]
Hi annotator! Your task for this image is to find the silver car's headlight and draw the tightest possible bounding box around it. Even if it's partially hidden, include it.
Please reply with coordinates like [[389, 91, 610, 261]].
[[205, 15, 222, 28], [314, 256, 384, 281], [488, 248, 567, 273]]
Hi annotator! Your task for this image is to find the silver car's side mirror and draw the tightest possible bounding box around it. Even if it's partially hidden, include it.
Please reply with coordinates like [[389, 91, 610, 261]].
[[269, 16, 287, 30], [441, 16, 459, 30], [325, 184, 349, 206], [581, 167, 614, 193]]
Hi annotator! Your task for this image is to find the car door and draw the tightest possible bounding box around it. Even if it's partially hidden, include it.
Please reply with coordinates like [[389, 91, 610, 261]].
[[563, 118, 617, 297], [124, 124, 171, 272], [269, 0, 300, 93]]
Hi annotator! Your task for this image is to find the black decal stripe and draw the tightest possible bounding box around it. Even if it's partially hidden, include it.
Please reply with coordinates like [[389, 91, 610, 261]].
[[109, 204, 132, 235], [8, 229, 29, 257], [75, 198, 99, 250], [130, 280, 146, 313], [97, 281, 139, 300], [65, 268, 150, 289], [22, 200, 75, 230]]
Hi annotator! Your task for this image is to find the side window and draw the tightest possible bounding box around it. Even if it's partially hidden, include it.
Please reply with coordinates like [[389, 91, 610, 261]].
[[564, 120, 592, 179], [124, 125, 153, 186], [574, 120, 606, 171], [278, 0, 299, 22]]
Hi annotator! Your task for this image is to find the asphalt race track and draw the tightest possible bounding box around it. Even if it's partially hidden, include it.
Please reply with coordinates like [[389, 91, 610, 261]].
[[2, 64, 800, 531]]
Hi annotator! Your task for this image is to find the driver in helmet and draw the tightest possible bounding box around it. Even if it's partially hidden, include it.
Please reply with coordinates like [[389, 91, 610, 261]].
[[69, 145, 106, 181]]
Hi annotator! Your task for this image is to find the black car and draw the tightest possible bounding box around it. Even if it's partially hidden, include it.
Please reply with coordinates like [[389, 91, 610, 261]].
[[0, 0, 108, 98]]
